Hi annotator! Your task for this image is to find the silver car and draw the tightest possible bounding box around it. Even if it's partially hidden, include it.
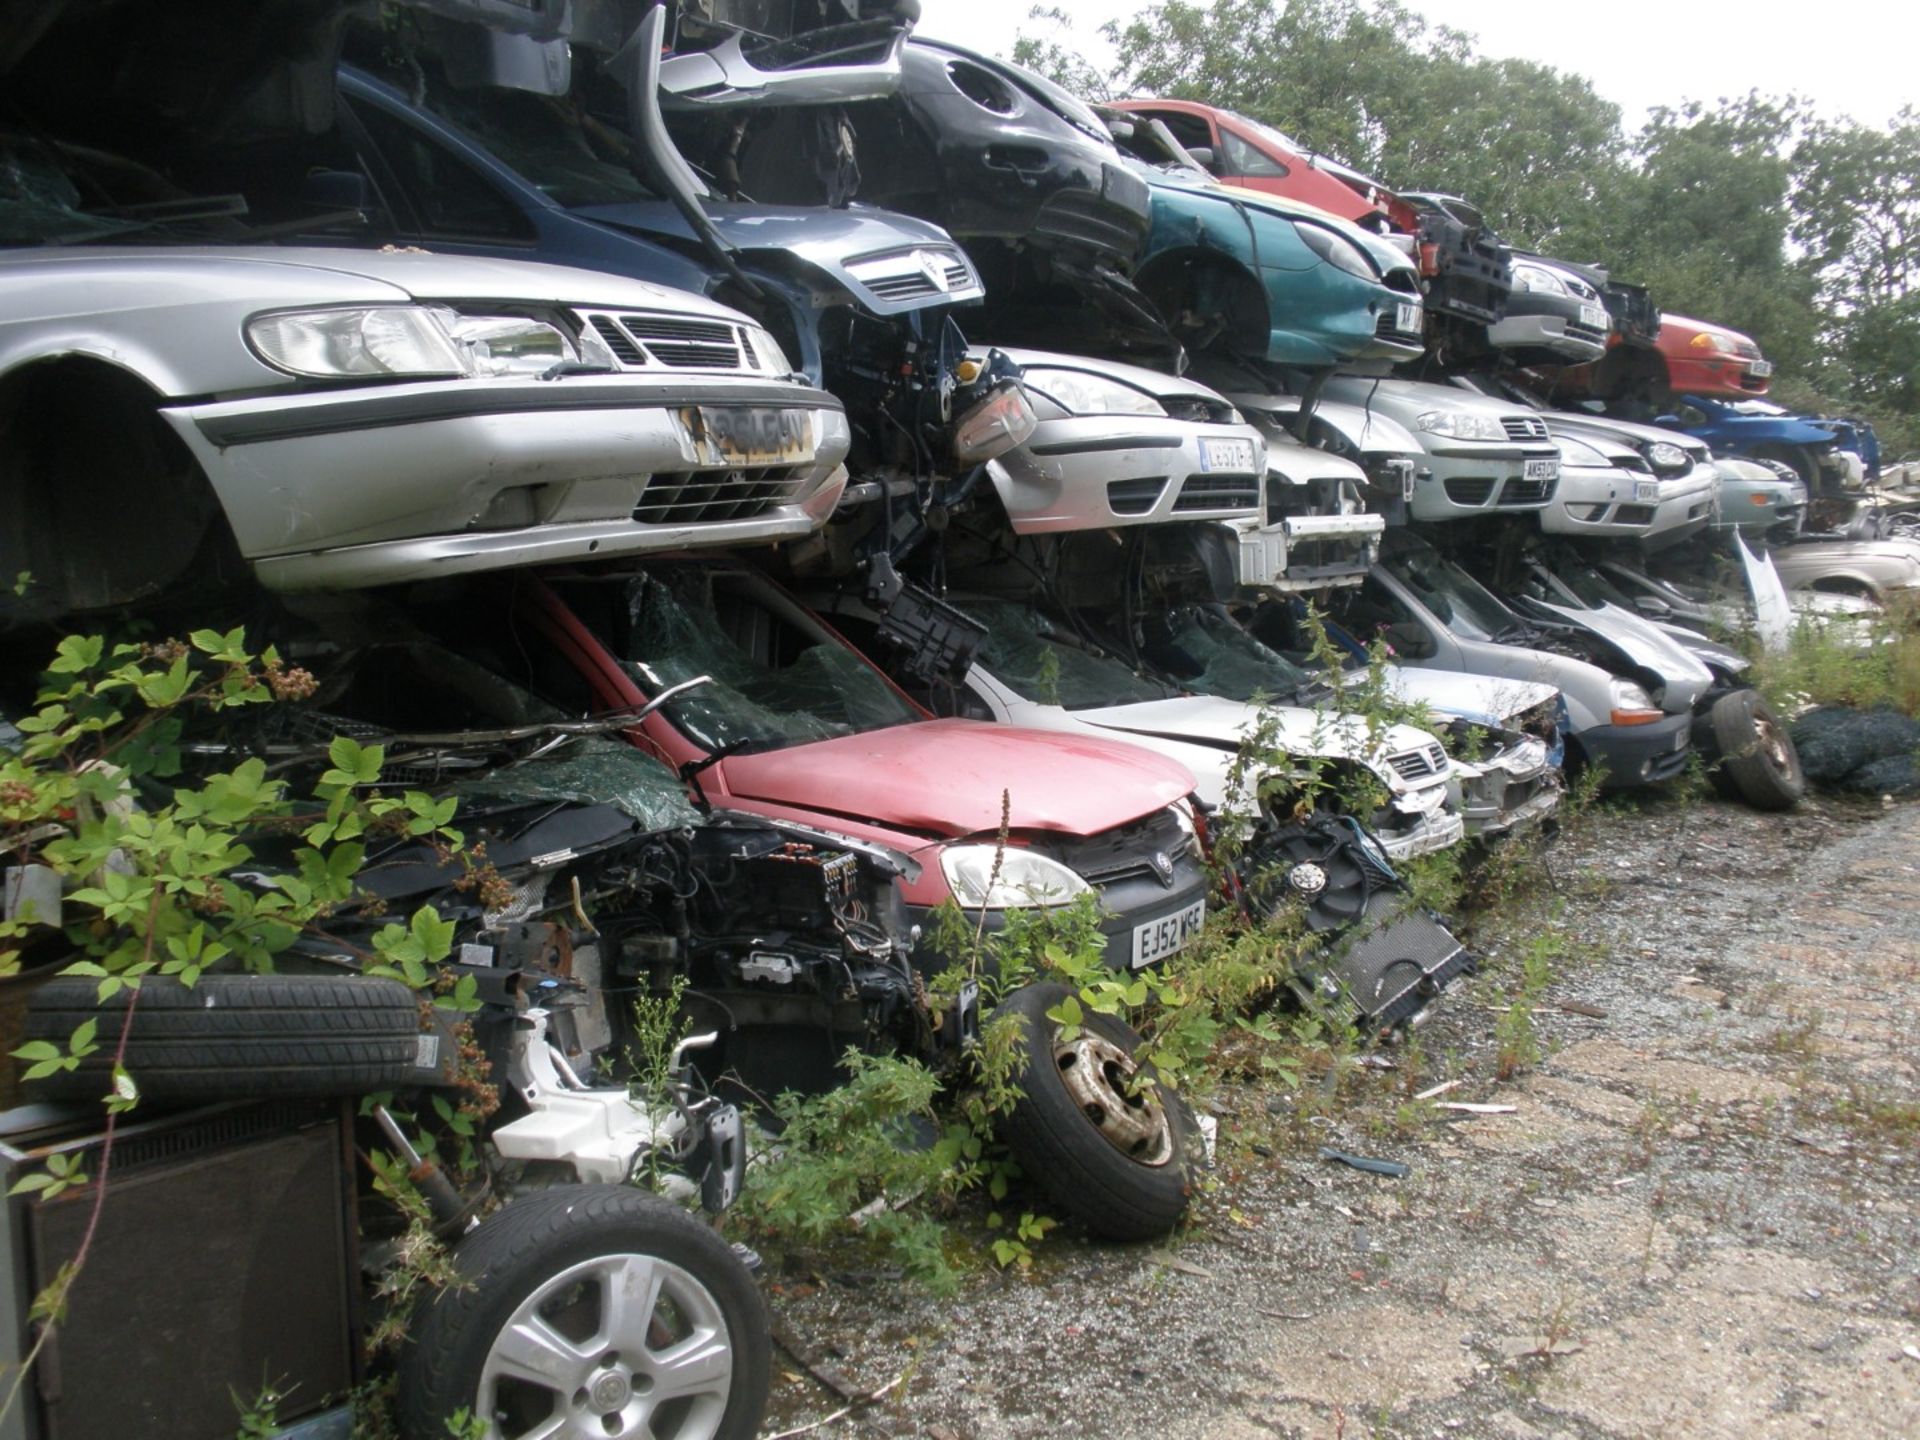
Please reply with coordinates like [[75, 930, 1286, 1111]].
[[1320, 375, 1560, 522], [989, 351, 1266, 532], [0, 247, 851, 610]]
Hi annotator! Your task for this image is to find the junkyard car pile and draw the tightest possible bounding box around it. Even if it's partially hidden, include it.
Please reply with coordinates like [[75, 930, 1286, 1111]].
[[0, 3, 1900, 1436]]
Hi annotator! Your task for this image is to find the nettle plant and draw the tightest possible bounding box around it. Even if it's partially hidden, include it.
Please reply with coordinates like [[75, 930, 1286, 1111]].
[[0, 630, 471, 1352]]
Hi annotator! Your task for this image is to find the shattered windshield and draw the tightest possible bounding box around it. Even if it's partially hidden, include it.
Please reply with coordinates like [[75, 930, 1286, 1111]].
[[1155, 604, 1315, 702], [0, 141, 190, 244], [456, 738, 698, 832], [967, 599, 1176, 710], [1386, 541, 1522, 643], [616, 572, 919, 753]]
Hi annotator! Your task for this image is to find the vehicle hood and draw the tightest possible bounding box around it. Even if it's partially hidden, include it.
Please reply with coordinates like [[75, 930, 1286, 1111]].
[[999, 348, 1237, 409], [1545, 410, 1709, 460], [574, 200, 985, 316], [1323, 374, 1532, 431], [1066, 694, 1439, 788], [1382, 667, 1556, 727], [1673, 408, 1839, 449], [1233, 392, 1425, 460], [720, 718, 1193, 839], [0, 243, 766, 318], [1531, 600, 1713, 703]]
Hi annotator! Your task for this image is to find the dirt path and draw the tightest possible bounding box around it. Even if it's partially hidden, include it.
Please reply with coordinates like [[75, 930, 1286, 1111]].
[[762, 793, 1920, 1439]]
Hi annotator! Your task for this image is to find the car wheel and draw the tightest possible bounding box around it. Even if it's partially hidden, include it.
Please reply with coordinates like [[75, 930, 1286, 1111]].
[[399, 1185, 769, 1440], [996, 982, 1197, 1242], [1708, 690, 1805, 811], [23, 974, 420, 1103]]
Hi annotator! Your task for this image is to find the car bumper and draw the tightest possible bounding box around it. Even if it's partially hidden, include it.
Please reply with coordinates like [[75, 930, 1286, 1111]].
[[1231, 513, 1383, 591], [990, 415, 1265, 532], [1643, 467, 1719, 548], [1576, 710, 1692, 788], [1665, 354, 1771, 398], [1411, 448, 1561, 520], [1451, 736, 1562, 837], [1371, 785, 1467, 860], [1488, 292, 1609, 361], [1540, 462, 1659, 538], [1712, 478, 1806, 532], [167, 377, 852, 590]]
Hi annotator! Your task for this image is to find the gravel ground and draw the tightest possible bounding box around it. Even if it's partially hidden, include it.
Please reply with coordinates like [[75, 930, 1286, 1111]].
[[755, 790, 1920, 1440]]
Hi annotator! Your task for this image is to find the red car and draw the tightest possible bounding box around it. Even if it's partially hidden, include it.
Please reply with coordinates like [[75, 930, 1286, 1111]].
[[1551, 312, 1773, 405], [512, 561, 1214, 972], [1111, 98, 1512, 328]]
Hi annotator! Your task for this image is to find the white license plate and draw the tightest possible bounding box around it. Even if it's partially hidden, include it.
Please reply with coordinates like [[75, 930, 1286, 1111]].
[[1132, 900, 1205, 968], [1748, 359, 1774, 377], [1579, 302, 1609, 332], [680, 406, 815, 466], [1523, 457, 1560, 481], [1200, 437, 1256, 473], [1634, 479, 1660, 502], [1395, 301, 1423, 334]]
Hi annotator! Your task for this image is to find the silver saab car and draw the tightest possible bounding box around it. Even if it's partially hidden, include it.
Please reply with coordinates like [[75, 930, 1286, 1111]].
[[987, 350, 1266, 532], [0, 247, 851, 614]]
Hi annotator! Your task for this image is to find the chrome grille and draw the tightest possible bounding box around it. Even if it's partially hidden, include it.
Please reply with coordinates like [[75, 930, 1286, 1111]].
[[632, 466, 810, 524], [845, 245, 978, 304], [1387, 746, 1444, 781], [579, 311, 748, 369], [1500, 415, 1550, 443], [1608, 454, 1655, 474]]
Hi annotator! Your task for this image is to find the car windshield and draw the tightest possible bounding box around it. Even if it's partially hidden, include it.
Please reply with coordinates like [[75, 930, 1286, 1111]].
[[967, 599, 1176, 710], [1385, 539, 1522, 642], [1151, 604, 1316, 702], [1234, 112, 1308, 158], [610, 571, 918, 754], [348, 49, 662, 208], [0, 137, 241, 244]]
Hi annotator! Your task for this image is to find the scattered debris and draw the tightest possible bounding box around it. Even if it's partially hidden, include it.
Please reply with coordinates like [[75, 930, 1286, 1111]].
[[1357, 1054, 1398, 1070], [1558, 1000, 1609, 1018], [1319, 1146, 1411, 1178], [1259, 1309, 1316, 1321], [1414, 1079, 1465, 1101], [1435, 1102, 1518, 1114], [1153, 1253, 1218, 1280], [763, 1368, 910, 1440]]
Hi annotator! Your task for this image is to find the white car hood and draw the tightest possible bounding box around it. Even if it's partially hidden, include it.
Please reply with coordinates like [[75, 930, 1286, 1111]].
[[1070, 694, 1439, 788], [1382, 667, 1556, 727]]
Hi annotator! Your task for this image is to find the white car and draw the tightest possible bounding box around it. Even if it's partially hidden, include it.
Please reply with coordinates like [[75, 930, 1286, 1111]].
[[817, 591, 1466, 861]]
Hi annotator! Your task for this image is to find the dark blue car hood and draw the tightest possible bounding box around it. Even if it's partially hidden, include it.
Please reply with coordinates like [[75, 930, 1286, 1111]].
[[574, 200, 985, 317]]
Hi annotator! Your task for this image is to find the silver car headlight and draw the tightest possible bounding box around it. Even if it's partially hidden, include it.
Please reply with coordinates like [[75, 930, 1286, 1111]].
[[1555, 434, 1610, 467], [742, 325, 795, 374], [1296, 223, 1376, 280], [1511, 261, 1571, 295], [1645, 441, 1690, 472], [1414, 409, 1507, 442], [1019, 366, 1166, 418], [940, 844, 1093, 909], [441, 312, 584, 377], [248, 306, 469, 379]]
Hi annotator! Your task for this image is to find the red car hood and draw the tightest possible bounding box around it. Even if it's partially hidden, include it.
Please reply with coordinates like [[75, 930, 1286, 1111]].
[[719, 719, 1194, 839]]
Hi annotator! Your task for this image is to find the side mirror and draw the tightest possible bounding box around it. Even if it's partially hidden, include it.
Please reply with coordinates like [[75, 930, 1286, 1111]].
[[302, 170, 375, 211], [1186, 144, 1221, 173]]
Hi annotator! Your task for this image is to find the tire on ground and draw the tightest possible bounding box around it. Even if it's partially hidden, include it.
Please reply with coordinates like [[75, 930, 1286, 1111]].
[[996, 981, 1198, 1242], [398, 1184, 770, 1440], [1708, 689, 1805, 812], [23, 974, 420, 1103]]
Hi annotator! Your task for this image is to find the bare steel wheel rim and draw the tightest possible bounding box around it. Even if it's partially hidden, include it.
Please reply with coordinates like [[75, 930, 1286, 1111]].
[[478, 1252, 733, 1440], [1054, 1032, 1176, 1167]]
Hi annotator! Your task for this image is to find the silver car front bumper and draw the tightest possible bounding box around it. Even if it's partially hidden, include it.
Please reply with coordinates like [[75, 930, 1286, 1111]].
[[1409, 446, 1561, 521], [1451, 735, 1562, 837], [165, 376, 852, 590], [1232, 513, 1384, 591], [989, 414, 1265, 533]]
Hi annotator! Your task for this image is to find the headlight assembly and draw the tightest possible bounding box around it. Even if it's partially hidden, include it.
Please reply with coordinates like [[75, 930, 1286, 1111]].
[[1414, 409, 1508, 442], [940, 844, 1093, 909], [1607, 676, 1663, 726], [1645, 441, 1690, 472], [1555, 435, 1610, 467], [743, 325, 795, 375], [1510, 262, 1571, 296], [1296, 223, 1377, 280], [1019, 367, 1166, 418], [247, 306, 468, 379], [1689, 330, 1738, 354]]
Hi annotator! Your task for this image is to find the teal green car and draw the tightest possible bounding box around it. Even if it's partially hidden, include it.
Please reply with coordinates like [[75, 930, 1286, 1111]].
[[1111, 120, 1428, 368]]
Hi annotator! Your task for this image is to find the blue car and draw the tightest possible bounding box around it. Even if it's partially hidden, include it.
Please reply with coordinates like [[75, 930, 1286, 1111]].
[[1646, 395, 1870, 496]]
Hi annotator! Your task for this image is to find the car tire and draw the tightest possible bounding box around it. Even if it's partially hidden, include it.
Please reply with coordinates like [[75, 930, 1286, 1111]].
[[22, 974, 420, 1103], [996, 982, 1197, 1242], [1709, 690, 1805, 811], [398, 1185, 770, 1440]]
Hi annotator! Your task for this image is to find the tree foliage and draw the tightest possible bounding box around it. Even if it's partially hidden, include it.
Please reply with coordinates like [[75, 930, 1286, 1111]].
[[1011, 0, 1920, 452]]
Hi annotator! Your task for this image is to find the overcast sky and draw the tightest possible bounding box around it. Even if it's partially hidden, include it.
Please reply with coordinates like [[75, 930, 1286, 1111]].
[[915, 0, 1916, 130]]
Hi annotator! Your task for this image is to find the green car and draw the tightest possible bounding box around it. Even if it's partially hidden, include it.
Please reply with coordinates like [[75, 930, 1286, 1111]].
[[1109, 116, 1429, 368]]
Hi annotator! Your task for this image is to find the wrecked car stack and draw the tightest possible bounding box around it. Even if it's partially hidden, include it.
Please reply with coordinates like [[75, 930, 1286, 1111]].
[[0, 3, 1870, 1435]]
